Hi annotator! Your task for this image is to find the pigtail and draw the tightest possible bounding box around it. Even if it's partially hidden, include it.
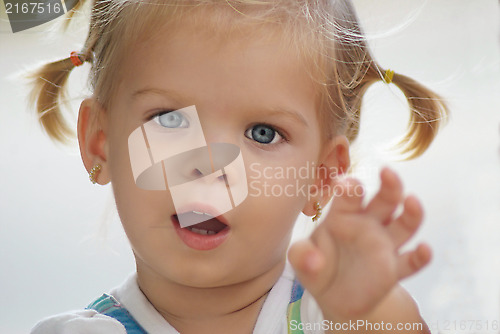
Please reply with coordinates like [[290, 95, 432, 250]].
[[27, 0, 94, 144], [331, 3, 448, 159], [389, 71, 448, 159], [344, 65, 448, 160], [323, 0, 448, 160], [27, 56, 82, 143]]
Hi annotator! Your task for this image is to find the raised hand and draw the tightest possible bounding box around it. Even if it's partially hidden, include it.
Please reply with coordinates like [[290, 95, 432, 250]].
[[288, 167, 431, 322]]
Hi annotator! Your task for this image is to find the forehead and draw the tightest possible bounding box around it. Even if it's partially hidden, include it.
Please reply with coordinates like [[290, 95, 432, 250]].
[[116, 13, 318, 118]]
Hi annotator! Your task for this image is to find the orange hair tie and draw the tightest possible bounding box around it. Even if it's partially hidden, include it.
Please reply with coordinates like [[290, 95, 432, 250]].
[[70, 51, 84, 67]]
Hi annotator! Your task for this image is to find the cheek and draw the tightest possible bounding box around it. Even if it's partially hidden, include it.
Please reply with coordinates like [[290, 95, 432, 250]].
[[244, 162, 314, 245], [246, 159, 317, 204], [106, 109, 137, 189], [107, 130, 137, 205], [106, 116, 177, 230]]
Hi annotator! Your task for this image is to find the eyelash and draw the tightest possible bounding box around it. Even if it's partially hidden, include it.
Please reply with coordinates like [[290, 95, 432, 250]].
[[148, 109, 175, 121], [245, 123, 289, 145]]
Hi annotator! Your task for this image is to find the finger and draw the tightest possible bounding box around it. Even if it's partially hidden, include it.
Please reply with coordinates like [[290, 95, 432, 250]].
[[288, 239, 327, 295], [364, 167, 403, 224], [387, 195, 424, 249], [330, 177, 365, 215], [397, 243, 432, 280]]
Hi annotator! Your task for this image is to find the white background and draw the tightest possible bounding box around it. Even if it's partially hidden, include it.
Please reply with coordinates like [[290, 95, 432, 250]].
[[1, 1, 499, 333]]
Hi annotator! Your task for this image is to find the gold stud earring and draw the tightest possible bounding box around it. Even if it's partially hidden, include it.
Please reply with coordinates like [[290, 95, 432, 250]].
[[89, 164, 102, 184], [312, 201, 322, 222]]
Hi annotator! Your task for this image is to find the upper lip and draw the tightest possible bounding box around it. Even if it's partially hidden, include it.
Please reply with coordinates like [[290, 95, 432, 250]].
[[174, 202, 230, 226]]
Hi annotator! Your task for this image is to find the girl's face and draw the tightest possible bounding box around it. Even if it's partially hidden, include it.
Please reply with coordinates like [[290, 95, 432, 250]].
[[98, 23, 343, 287]]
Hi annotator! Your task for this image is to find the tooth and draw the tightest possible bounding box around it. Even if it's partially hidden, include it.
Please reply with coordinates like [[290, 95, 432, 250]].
[[191, 227, 209, 235], [191, 210, 215, 218], [207, 231, 215, 235]]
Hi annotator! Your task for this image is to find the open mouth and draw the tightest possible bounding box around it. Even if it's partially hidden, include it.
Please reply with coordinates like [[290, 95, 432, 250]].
[[172, 210, 230, 250], [173, 212, 228, 235]]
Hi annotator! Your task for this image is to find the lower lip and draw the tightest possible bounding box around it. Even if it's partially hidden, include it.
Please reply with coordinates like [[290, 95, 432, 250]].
[[172, 216, 230, 251]]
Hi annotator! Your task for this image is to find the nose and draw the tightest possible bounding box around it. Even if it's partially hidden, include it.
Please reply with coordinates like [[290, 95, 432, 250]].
[[186, 142, 242, 187], [192, 167, 228, 183], [164, 143, 240, 187]]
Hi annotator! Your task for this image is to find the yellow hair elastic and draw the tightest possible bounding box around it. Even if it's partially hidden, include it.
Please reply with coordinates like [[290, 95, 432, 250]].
[[383, 69, 395, 84]]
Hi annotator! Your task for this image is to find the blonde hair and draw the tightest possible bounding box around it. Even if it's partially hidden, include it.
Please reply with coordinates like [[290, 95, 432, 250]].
[[29, 0, 447, 158]]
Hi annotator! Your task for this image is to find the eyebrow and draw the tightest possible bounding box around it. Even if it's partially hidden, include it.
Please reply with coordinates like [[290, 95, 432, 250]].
[[131, 88, 188, 103], [264, 107, 309, 128], [132, 88, 309, 127]]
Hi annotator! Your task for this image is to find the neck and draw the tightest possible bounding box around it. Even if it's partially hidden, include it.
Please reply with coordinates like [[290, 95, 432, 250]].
[[136, 259, 286, 334]]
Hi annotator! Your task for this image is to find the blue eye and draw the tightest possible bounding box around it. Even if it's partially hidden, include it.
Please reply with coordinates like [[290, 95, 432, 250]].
[[245, 124, 283, 144], [153, 111, 189, 128]]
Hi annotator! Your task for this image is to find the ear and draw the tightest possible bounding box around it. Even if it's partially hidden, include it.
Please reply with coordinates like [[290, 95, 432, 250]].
[[77, 98, 110, 185], [302, 135, 350, 216]]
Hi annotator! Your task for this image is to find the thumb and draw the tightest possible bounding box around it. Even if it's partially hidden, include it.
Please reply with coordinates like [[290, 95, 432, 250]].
[[288, 239, 325, 295]]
